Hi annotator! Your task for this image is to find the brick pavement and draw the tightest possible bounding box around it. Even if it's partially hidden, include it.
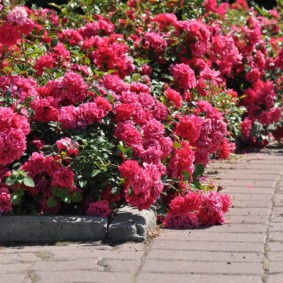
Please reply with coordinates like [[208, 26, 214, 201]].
[[0, 146, 282, 283]]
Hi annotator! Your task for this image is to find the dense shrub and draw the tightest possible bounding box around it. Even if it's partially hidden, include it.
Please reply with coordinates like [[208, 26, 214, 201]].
[[0, 0, 282, 228]]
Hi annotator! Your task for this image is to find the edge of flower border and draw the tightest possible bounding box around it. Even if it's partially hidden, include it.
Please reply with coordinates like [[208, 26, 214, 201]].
[[0, 206, 157, 244]]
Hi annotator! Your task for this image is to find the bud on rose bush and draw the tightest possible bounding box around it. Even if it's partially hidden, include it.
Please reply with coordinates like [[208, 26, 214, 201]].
[[0, 0, 282, 229]]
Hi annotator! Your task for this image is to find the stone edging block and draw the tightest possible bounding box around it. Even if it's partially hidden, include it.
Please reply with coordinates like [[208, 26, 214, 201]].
[[0, 206, 157, 243], [0, 215, 107, 243], [108, 206, 157, 243]]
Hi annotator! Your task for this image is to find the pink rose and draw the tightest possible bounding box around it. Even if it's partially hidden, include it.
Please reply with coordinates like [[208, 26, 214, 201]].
[[86, 200, 112, 217]]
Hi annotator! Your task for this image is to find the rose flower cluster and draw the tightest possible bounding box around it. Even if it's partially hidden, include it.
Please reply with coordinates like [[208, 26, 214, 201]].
[[0, 0, 282, 228]]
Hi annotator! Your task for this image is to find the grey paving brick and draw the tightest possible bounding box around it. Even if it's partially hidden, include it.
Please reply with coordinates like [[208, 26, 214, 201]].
[[269, 232, 283, 242], [216, 179, 276, 188], [0, 274, 30, 283], [32, 259, 104, 272], [158, 231, 265, 242], [100, 259, 141, 272], [268, 261, 283, 273], [46, 249, 144, 261], [151, 240, 264, 253], [222, 187, 274, 195], [147, 250, 263, 262], [136, 273, 262, 283], [0, 263, 33, 273], [229, 207, 270, 216], [268, 252, 283, 261], [267, 242, 283, 252], [213, 173, 280, 181], [193, 224, 265, 233], [0, 252, 38, 263], [231, 200, 272, 208], [226, 215, 269, 224], [267, 275, 283, 283], [228, 194, 273, 201], [36, 271, 133, 283], [142, 259, 263, 274], [269, 223, 283, 232]]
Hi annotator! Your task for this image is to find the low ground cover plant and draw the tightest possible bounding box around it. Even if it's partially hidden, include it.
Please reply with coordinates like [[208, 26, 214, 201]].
[[0, 0, 282, 228]]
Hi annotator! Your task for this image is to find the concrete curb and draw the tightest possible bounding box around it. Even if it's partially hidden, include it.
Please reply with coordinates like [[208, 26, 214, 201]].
[[108, 206, 157, 243], [0, 215, 107, 243], [0, 206, 157, 244]]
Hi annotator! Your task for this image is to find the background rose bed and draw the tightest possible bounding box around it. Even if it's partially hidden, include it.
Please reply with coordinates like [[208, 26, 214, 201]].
[[0, 0, 282, 229]]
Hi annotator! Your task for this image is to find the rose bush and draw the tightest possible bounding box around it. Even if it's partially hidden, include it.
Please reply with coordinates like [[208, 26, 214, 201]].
[[0, 0, 282, 229]]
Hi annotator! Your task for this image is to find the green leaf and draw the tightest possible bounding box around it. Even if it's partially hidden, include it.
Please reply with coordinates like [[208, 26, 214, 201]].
[[91, 169, 101, 177], [11, 192, 22, 205], [183, 171, 191, 182], [173, 142, 182, 149], [79, 180, 88, 188], [193, 164, 205, 181], [63, 196, 71, 204], [70, 191, 83, 202], [51, 38, 58, 48], [52, 187, 68, 198], [23, 177, 35, 187], [5, 176, 16, 186], [47, 196, 57, 207]]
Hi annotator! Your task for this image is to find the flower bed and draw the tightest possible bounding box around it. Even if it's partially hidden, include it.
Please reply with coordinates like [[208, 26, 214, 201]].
[[0, 0, 282, 229]]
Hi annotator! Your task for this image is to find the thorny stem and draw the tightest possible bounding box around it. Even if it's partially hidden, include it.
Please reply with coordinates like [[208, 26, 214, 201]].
[[20, 34, 28, 71]]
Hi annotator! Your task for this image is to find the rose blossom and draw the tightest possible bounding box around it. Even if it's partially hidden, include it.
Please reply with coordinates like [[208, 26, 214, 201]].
[[0, 187, 12, 215], [86, 200, 112, 217], [7, 6, 28, 26], [170, 63, 197, 90], [142, 119, 165, 139], [118, 160, 140, 179], [51, 166, 75, 189], [0, 23, 21, 46]]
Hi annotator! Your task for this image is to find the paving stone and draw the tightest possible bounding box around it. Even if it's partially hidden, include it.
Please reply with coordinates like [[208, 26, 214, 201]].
[[207, 168, 281, 174], [0, 252, 38, 263], [208, 163, 283, 171], [108, 206, 156, 242], [267, 242, 283, 252], [151, 240, 264, 253], [274, 197, 283, 207], [268, 261, 283, 273], [142, 259, 263, 274], [213, 173, 280, 181], [47, 249, 144, 261], [229, 207, 270, 216], [270, 215, 283, 223], [216, 179, 276, 188], [0, 216, 107, 243], [268, 252, 283, 261], [36, 271, 133, 283], [0, 263, 33, 273], [269, 223, 283, 232], [192, 224, 265, 233], [0, 274, 31, 283], [147, 250, 263, 262], [32, 259, 104, 272], [269, 232, 283, 242], [136, 273, 262, 283], [221, 187, 274, 195], [226, 215, 269, 224], [228, 194, 273, 201], [157, 231, 265, 242], [99, 259, 141, 272], [271, 207, 283, 214], [231, 200, 272, 208], [267, 275, 283, 283]]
